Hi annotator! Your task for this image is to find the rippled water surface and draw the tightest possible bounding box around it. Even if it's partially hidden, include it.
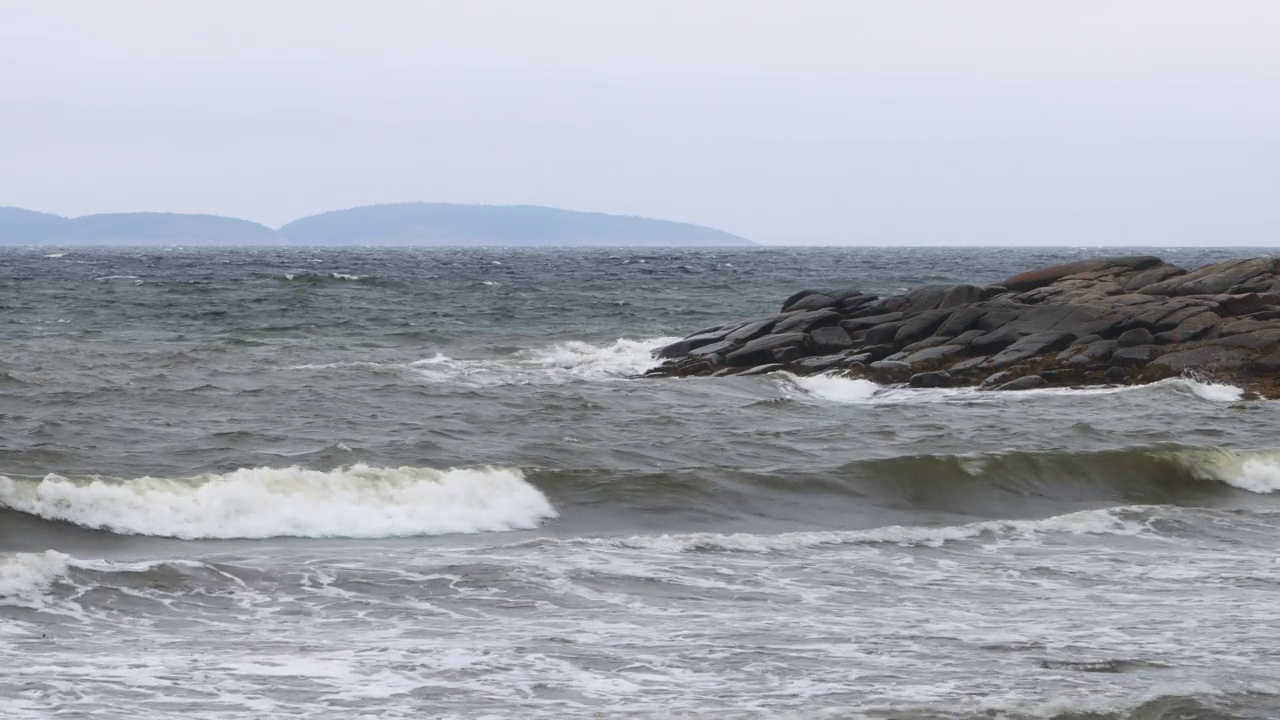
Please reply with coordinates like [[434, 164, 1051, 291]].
[[3, 246, 1280, 719]]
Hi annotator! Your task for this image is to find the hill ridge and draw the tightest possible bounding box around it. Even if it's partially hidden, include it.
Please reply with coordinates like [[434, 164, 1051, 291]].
[[0, 203, 753, 247]]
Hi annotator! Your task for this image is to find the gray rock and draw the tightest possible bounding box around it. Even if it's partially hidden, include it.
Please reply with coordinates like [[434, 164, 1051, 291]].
[[1253, 350, 1280, 372], [985, 331, 1077, 369], [1154, 312, 1219, 344], [995, 375, 1048, 391], [772, 346, 807, 363], [1115, 327, 1154, 348], [657, 332, 723, 358], [1069, 334, 1104, 346], [687, 340, 737, 358], [724, 332, 810, 366], [790, 351, 866, 373], [739, 363, 787, 376], [1122, 263, 1186, 291], [898, 285, 953, 314], [839, 311, 904, 330], [981, 370, 1015, 386], [1140, 257, 1279, 296], [809, 325, 854, 351], [938, 285, 986, 309], [773, 309, 842, 335], [1211, 330, 1280, 350], [869, 360, 911, 374], [1104, 366, 1127, 382], [1150, 345, 1253, 372], [948, 329, 986, 347], [904, 344, 966, 366], [724, 318, 778, 343], [864, 321, 907, 346], [969, 326, 1029, 354], [1110, 345, 1159, 365], [1067, 340, 1117, 365], [784, 293, 838, 312], [1001, 256, 1161, 292], [909, 371, 952, 388], [902, 335, 952, 352], [780, 289, 827, 312], [934, 306, 986, 336], [949, 356, 990, 373], [894, 309, 951, 345]]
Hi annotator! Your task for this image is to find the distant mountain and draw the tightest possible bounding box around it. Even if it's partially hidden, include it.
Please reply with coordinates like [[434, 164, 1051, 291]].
[[279, 204, 754, 247], [0, 203, 754, 246], [0, 206, 69, 243], [55, 213, 280, 246]]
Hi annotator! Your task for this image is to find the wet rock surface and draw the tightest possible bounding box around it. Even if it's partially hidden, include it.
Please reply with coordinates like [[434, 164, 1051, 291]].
[[647, 256, 1280, 396]]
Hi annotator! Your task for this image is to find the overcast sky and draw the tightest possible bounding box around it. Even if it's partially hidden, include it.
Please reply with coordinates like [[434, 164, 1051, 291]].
[[2, 1, 1278, 245]]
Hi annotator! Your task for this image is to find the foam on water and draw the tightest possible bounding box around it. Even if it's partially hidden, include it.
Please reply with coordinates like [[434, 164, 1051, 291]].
[[0, 465, 556, 539], [787, 374, 882, 403], [526, 336, 678, 379], [1178, 447, 1280, 493], [780, 372, 1246, 405], [0, 550, 71, 598], [589, 506, 1152, 553]]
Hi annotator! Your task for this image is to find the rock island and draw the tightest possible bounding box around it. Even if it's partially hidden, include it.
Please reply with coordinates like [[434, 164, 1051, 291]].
[[647, 256, 1280, 397]]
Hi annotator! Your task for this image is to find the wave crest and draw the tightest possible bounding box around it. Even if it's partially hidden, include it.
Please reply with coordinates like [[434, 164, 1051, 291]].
[[0, 465, 557, 539]]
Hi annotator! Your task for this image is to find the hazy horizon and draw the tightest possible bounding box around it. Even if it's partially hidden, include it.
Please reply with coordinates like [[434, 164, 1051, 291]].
[[2, 1, 1278, 246]]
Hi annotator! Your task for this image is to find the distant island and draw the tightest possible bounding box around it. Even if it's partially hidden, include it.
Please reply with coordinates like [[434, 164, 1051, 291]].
[[0, 203, 754, 247]]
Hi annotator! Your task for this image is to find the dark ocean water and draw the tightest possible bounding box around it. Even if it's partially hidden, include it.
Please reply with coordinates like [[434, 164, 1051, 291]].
[[4, 245, 1280, 719]]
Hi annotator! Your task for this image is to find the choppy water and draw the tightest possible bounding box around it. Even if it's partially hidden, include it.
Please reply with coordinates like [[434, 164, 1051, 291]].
[[4, 245, 1280, 719]]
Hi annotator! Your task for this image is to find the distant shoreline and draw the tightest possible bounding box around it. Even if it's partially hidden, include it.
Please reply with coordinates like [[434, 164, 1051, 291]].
[[0, 202, 755, 247]]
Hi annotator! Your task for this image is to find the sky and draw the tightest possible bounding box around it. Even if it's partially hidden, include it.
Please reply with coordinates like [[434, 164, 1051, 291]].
[[1, 1, 1278, 245]]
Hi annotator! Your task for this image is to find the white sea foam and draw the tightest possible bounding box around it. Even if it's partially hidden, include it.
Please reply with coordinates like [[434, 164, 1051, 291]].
[[43, 252, 66, 258], [330, 272, 362, 280], [1178, 448, 1280, 493], [592, 507, 1150, 553], [291, 337, 675, 386], [781, 372, 1247, 405], [1173, 377, 1245, 402], [786, 374, 882, 403], [526, 336, 678, 379], [0, 551, 71, 598], [0, 465, 557, 539]]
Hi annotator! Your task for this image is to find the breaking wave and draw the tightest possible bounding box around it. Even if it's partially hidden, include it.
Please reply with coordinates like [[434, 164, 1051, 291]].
[[0, 465, 556, 539], [0, 551, 71, 598], [780, 373, 1246, 405], [584, 506, 1154, 553]]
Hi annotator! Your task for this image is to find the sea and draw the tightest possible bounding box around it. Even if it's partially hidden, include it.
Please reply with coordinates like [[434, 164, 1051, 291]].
[[3, 245, 1280, 720]]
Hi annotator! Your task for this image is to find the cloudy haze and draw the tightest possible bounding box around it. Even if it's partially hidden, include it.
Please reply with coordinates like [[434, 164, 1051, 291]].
[[2, 1, 1278, 245]]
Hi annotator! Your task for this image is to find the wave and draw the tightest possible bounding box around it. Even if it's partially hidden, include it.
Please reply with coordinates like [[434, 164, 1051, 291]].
[[532, 444, 1280, 526], [521, 336, 676, 379], [581, 506, 1155, 553], [846, 445, 1280, 499], [0, 550, 71, 598], [780, 373, 1245, 405], [281, 271, 369, 282], [288, 336, 676, 386], [0, 465, 556, 539]]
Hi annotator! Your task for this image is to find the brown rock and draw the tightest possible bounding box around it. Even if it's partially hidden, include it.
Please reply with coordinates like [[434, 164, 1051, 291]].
[[1001, 257, 1161, 292]]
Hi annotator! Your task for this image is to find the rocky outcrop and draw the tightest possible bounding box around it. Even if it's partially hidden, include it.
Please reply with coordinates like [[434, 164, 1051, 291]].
[[646, 256, 1280, 397]]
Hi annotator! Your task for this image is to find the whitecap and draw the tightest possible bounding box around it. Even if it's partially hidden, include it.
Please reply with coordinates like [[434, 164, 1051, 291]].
[[0, 551, 71, 598], [589, 507, 1152, 553], [786, 373, 882, 403], [0, 465, 557, 539], [1175, 447, 1280, 493]]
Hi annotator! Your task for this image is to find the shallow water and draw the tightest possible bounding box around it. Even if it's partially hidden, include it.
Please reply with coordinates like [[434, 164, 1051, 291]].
[[3, 246, 1280, 719]]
